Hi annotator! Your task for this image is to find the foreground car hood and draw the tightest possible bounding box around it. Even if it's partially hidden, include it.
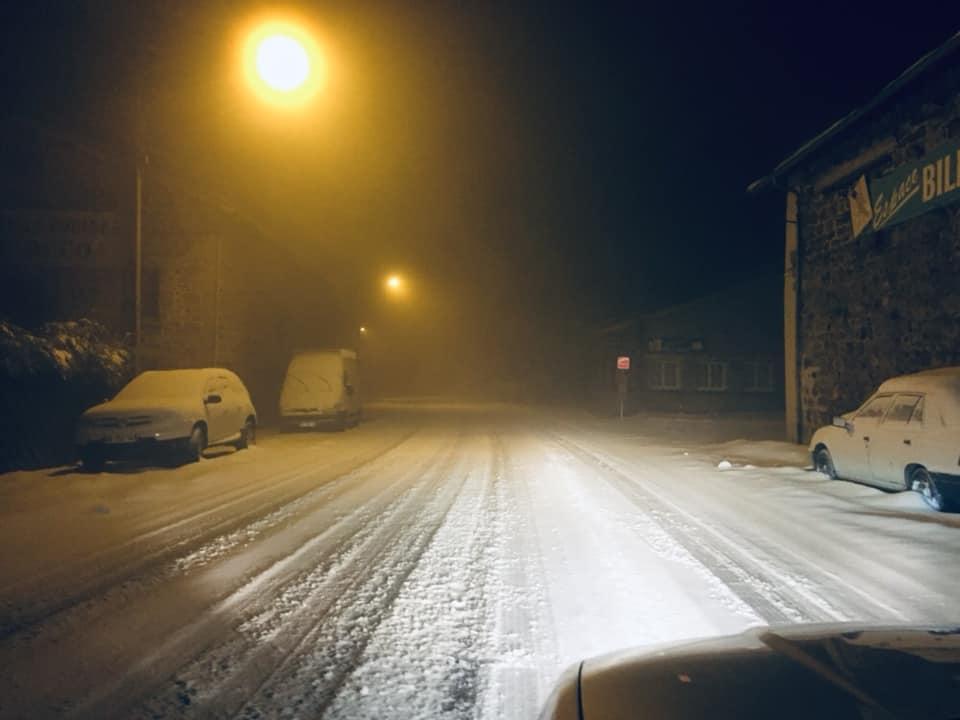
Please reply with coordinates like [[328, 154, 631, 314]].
[[540, 624, 960, 719]]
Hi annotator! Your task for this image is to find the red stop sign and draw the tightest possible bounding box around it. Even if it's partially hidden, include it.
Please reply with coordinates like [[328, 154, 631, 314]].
[[616, 356, 630, 370]]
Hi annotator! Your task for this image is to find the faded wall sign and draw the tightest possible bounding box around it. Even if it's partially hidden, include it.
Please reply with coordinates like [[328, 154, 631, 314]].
[[0, 210, 117, 266], [851, 136, 960, 236]]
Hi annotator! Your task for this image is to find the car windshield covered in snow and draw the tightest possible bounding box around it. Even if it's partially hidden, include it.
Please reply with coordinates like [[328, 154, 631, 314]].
[[114, 370, 205, 401]]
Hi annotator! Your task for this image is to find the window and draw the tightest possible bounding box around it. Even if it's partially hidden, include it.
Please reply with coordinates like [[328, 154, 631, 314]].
[[911, 397, 924, 424], [885, 394, 923, 424], [856, 394, 894, 420], [745, 361, 774, 392], [650, 360, 681, 390], [696, 361, 727, 392]]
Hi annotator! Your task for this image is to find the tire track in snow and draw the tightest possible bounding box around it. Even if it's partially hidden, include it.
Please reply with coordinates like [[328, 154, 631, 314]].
[[76, 430, 462, 720], [547, 433, 842, 624], [0, 428, 419, 640], [118, 429, 470, 720], [478, 432, 561, 720], [321, 431, 500, 719], [559, 431, 915, 622], [225, 431, 473, 720], [0, 429, 431, 720]]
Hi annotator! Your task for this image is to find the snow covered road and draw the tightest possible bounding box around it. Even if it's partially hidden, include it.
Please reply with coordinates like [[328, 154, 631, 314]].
[[1, 402, 958, 719]]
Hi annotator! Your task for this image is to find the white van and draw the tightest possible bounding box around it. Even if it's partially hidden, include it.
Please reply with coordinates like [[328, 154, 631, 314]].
[[279, 349, 362, 430]]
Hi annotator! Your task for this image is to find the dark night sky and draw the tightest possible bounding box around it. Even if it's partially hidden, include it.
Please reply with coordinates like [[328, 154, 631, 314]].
[[3, 1, 960, 373]]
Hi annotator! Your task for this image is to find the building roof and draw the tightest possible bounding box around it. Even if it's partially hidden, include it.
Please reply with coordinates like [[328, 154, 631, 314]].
[[747, 30, 960, 194]]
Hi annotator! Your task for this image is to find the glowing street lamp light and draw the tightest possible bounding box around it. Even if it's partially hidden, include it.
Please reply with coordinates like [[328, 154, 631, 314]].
[[384, 274, 410, 300], [242, 19, 324, 108], [256, 34, 310, 92], [359, 326, 368, 334]]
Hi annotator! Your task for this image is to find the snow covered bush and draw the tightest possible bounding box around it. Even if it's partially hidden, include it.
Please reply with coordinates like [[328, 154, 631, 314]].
[[0, 318, 133, 471]]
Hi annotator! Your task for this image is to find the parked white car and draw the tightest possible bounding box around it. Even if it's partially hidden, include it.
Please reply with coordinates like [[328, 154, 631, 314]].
[[76, 368, 257, 471], [810, 367, 960, 511]]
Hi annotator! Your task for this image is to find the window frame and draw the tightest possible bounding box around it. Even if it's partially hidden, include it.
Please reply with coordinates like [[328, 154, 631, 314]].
[[855, 393, 895, 421], [744, 360, 775, 393], [650, 360, 682, 391], [883, 393, 924, 425], [696, 360, 728, 392]]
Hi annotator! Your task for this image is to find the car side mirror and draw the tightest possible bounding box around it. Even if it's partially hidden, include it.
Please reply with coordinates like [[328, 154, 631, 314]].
[[832, 416, 853, 432], [204, 393, 222, 404]]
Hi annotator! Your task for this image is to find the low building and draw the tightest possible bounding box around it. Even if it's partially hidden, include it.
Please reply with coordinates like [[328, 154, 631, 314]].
[[750, 31, 960, 442], [595, 277, 783, 415]]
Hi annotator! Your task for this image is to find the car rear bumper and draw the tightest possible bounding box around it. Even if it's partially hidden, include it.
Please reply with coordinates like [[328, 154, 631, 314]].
[[77, 437, 187, 460], [281, 412, 344, 429]]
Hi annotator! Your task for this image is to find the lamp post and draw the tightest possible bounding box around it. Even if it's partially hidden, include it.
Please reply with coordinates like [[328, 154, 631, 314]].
[[132, 18, 324, 372]]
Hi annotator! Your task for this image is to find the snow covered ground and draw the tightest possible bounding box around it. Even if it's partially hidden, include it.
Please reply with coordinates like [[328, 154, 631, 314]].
[[0, 401, 957, 719]]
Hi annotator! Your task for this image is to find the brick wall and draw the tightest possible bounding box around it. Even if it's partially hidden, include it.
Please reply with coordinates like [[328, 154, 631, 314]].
[[790, 61, 960, 440]]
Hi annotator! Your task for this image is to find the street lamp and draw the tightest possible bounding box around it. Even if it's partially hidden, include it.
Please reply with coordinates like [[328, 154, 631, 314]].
[[242, 18, 324, 108], [256, 34, 310, 92]]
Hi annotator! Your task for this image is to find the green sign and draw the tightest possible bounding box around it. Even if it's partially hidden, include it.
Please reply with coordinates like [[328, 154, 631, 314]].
[[852, 136, 960, 236]]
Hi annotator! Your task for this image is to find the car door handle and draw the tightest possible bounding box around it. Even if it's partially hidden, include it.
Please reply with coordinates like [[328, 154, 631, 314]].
[[863, 436, 870, 442], [903, 439, 911, 445]]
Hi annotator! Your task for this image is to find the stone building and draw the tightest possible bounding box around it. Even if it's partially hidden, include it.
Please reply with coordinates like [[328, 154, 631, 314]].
[[594, 277, 783, 415], [0, 121, 325, 418], [750, 32, 960, 442]]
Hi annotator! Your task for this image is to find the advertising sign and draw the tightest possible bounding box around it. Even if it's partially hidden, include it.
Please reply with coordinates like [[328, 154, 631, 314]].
[[851, 136, 960, 236]]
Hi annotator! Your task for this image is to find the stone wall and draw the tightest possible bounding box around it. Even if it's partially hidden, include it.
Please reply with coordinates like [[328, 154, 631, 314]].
[[791, 60, 960, 440], [139, 179, 323, 420]]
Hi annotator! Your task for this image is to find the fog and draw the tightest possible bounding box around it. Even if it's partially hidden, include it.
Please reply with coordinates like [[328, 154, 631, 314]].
[[6, 2, 950, 403], [0, 2, 603, 400]]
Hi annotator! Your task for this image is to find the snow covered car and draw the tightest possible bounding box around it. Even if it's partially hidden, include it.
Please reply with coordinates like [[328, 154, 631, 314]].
[[539, 624, 960, 719], [809, 367, 960, 511], [279, 349, 363, 430], [76, 368, 257, 470]]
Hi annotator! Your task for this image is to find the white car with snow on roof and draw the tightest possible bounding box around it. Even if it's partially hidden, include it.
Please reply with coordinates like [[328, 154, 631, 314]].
[[539, 623, 960, 719], [75, 368, 257, 471], [809, 367, 960, 511]]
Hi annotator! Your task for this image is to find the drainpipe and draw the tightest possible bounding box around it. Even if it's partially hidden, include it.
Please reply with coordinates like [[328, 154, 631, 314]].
[[213, 234, 222, 366], [784, 190, 801, 443], [134, 158, 143, 374]]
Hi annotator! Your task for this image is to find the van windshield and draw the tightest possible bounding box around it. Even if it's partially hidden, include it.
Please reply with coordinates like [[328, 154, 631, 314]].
[[286, 354, 342, 392]]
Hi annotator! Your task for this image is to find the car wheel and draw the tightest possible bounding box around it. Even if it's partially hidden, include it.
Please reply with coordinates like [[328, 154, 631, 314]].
[[186, 424, 207, 463], [813, 447, 837, 479], [911, 466, 948, 512], [79, 449, 106, 472], [236, 418, 255, 449]]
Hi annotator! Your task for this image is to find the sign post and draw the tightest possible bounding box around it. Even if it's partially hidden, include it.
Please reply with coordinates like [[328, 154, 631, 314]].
[[616, 356, 630, 420]]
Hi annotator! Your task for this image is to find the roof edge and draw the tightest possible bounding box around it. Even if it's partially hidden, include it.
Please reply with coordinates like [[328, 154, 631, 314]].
[[747, 29, 960, 194]]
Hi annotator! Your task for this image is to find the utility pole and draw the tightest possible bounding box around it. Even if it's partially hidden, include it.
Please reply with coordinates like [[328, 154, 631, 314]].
[[214, 233, 222, 365], [134, 158, 143, 373]]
